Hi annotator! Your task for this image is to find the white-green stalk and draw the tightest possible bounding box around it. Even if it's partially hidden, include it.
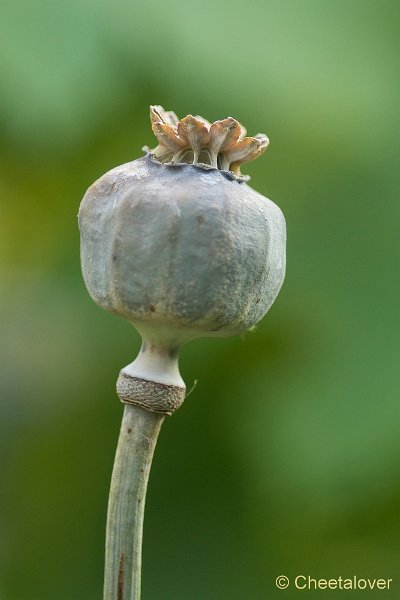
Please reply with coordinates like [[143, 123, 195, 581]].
[[104, 404, 163, 600], [104, 345, 186, 600]]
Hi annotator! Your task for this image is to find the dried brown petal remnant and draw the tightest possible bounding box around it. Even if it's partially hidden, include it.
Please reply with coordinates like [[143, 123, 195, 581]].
[[149, 105, 269, 178]]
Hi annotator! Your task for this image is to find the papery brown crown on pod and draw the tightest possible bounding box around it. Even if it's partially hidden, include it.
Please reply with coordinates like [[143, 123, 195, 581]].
[[149, 105, 269, 178]]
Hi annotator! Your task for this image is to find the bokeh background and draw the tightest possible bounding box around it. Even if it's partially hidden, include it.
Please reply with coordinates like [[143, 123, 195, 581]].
[[1, 1, 399, 598]]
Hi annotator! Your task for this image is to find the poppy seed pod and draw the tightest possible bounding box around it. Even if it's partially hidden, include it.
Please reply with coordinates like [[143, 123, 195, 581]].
[[79, 106, 286, 414]]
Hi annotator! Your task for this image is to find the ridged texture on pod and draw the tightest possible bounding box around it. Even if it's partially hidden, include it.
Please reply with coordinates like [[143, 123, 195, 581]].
[[79, 154, 286, 347]]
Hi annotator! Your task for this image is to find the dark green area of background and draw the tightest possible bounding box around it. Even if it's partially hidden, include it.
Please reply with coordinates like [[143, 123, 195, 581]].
[[1, 1, 399, 598]]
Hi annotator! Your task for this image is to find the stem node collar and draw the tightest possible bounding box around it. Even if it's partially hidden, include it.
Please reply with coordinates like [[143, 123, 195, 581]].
[[116, 371, 186, 416]]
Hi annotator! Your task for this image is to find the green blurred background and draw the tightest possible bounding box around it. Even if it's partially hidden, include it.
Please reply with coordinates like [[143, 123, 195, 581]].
[[1, 0, 399, 598]]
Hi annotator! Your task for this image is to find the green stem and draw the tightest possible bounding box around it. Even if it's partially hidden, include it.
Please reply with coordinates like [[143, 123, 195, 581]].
[[104, 404, 164, 600]]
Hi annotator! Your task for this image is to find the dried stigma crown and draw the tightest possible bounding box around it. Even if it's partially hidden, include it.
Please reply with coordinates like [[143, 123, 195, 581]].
[[149, 105, 269, 178]]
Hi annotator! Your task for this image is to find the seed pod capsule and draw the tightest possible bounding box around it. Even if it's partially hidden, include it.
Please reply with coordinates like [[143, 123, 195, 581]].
[[79, 106, 286, 413]]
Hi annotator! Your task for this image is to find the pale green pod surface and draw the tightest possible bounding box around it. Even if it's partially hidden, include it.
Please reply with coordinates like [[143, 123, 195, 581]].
[[79, 154, 285, 346]]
